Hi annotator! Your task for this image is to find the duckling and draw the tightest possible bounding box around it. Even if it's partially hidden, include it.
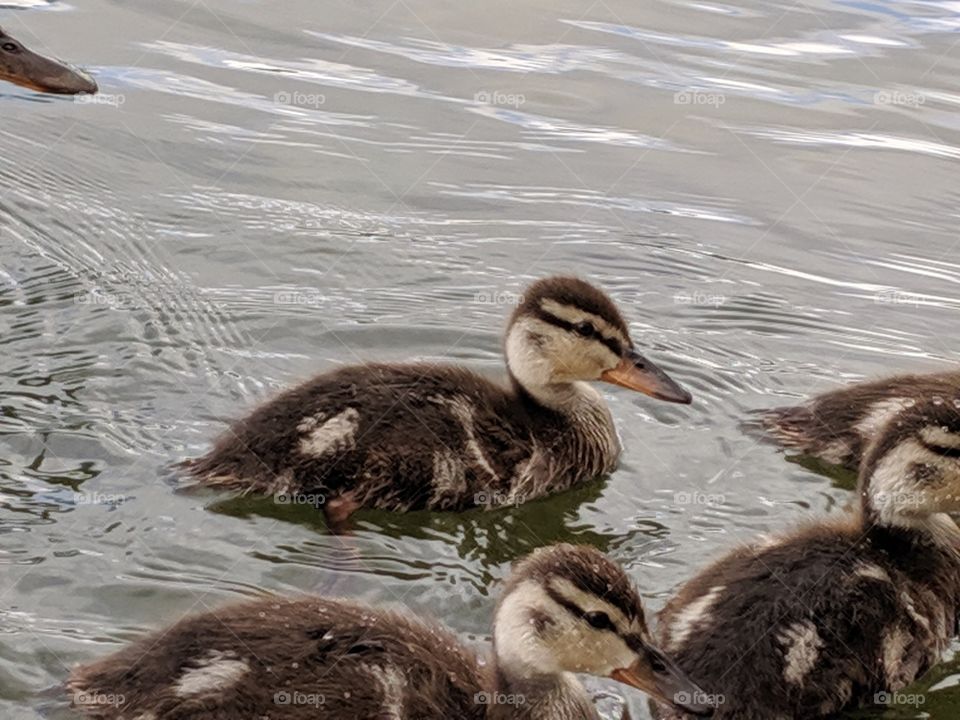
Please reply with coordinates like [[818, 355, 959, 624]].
[[68, 544, 712, 720], [179, 276, 692, 524], [0, 26, 97, 94], [653, 397, 960, 719], [755, 370, 960, 471]]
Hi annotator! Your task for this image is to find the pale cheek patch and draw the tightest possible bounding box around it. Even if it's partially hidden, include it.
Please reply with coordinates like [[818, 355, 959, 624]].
[[298, 408, 360, 458], [778, 620, 823, 685], [174, 650, 249, 697]]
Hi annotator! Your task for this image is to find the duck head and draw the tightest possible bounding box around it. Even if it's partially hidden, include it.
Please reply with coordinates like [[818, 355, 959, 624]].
[[505, 276, 691, 405], [493, 544, 713, 716], [860, 397, 960, 537], [0, 26, 97, 95]]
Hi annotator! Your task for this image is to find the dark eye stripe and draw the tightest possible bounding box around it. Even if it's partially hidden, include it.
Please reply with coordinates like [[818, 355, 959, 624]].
[[532, 308, 624, 356], [921, 440, 960, 459], [544, 586, 619, 633]]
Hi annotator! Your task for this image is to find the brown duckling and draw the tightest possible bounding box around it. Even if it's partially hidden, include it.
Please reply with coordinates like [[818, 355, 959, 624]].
[[68, 544, 712, 720], [654, 397, 960, 719], [179, 276, 692, 524], [755, 370, 960, 471], [0, 26, 97, 94]]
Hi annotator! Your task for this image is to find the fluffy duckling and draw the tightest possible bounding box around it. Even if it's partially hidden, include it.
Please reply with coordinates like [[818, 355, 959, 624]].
[[756, 370, 960, 471], [68, 544, 712, 720], [0, 26, 97, 94], [654, 397, 960, 719], [180, 276, 691, 523]]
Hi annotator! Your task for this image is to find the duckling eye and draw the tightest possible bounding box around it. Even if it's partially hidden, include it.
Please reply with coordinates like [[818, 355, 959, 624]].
[[574, 321, 595, 338], [1, 42, 19, 53], [583, 610, 614, 631]]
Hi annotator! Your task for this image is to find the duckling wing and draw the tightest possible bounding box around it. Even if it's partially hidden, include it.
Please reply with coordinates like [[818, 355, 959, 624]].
[[654, 525, 960, 719], [178, 363, 537, 512], [751, 371, 960, 470], [68, 595, 486, 720]]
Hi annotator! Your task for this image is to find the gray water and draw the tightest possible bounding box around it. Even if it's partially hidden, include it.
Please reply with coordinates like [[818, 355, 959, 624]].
[[2, 0, 960, 717]]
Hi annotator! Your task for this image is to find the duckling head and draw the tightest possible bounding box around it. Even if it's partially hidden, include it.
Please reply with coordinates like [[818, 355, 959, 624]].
[[0, 27, 98, 95], [505, 276, 691, 405], [492, 544, 712, 715], [860, 397, 960, 532]]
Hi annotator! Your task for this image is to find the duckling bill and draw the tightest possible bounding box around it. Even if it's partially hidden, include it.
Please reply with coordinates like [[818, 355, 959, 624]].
[[68, 544, 713, 719], [180, 276, 692, 523], [654, 397, 960, 719], [0, 26, 97, 94]]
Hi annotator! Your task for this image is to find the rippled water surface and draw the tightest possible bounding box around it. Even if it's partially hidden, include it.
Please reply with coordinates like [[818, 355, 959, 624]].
[[3, 0, 960, 717]]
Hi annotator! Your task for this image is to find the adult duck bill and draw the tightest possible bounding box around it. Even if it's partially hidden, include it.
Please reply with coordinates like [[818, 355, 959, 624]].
[[601, 348, 692, 404], [0, 26, 98, 95], [610, 643, 714, 716]]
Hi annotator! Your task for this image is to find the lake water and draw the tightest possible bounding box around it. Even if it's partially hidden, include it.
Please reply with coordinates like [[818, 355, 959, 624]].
[[2, 0, 960, 717]]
